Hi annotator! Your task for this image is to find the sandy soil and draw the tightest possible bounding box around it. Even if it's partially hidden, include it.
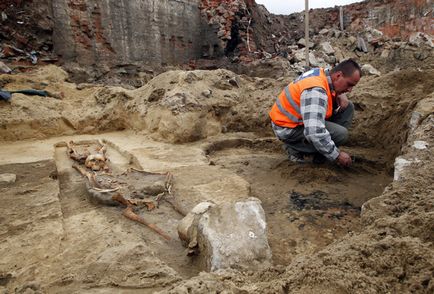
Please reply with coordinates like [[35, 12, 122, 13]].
[[0, 65, 433, 293]]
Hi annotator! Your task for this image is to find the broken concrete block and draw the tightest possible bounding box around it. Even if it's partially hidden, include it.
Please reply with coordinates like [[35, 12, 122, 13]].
[[357, 36, 368, 53], [394, 157, 420, 181], [309, 53, 325, 67], [178, 198, 271, 272], [348, 36, 357, 46], [381, 49, 390, 58], [368, 27, 384, 38], [201, 89, 212, 98], [319, 28, 329, 35], [362, 64, 381, 76], [412, 141, 428, 150], [0, 173, 16, 184], [320, 42, 335, 55], [297, 38, 314, 49], [333, 30, 342, 38], [324, 55, 337, 65], [334, 48, 345, 63]]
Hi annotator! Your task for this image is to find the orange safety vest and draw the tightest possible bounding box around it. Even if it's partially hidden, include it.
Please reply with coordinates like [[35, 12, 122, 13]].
[[269, 68, 335, 128]]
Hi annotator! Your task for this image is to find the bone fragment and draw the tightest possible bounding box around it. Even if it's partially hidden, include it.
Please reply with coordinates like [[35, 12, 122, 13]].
[[122, 206, 171, 241], [112, 193, 171, 241]]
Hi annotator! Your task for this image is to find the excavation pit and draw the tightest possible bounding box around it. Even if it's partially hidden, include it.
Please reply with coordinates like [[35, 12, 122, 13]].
[[1, 66, 433, 292], [205, 139, 393, 265]]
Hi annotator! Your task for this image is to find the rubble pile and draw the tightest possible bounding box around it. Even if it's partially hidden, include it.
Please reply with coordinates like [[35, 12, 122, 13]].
[[192, 0, 433, 79], [199, 0, 258, 62], [0, 0, 56, 72]]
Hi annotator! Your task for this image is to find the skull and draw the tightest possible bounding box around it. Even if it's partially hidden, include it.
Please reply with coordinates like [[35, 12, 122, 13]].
[[85, 154, 107, 171]]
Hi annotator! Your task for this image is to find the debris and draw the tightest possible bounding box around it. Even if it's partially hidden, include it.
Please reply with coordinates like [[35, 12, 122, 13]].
[[412, 141, 428, 150], [0, 61, 12, 74], [356, 36, 368, 53], [201, 89, 212, 98], [380, 49, 390, 58], [320, 42, 335, 55], [361, 64, 381, 76], [319, 28, 329, 35], [0, 173, 16, 184], [297, 38, 314, 49]]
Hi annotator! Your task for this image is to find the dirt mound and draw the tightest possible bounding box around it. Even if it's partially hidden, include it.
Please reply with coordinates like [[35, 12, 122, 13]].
[[350, 69, 434, 167]]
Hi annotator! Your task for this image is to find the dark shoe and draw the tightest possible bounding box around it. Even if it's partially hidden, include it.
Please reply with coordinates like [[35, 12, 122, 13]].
[[288, 153, 307, 163], [283, 144, 307, 163], [312, 153, 327, 164]]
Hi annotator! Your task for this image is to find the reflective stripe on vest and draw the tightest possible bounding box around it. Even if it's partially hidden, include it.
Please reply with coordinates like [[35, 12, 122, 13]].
[[284, 86, 301, 115], [275, 94, 302, 123], [269, 68, 333, 128]]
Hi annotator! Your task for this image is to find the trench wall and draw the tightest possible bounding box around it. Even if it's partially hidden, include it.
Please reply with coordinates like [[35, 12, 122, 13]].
[[51, 0, 220, 66]]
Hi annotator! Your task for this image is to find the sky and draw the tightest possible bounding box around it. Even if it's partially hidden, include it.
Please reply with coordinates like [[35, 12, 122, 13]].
[[255, 0, 364, 14]]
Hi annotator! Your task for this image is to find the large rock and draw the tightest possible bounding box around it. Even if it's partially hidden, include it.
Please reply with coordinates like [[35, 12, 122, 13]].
[[177, 198, 272, 271], [0, 173, 16, 184], [362, 64, 381, 76], [320, 42, 335, 55], [297, 38, 314, 49]]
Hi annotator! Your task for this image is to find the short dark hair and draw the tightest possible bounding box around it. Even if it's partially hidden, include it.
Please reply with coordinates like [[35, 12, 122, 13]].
[[331, 58, 362, 77]]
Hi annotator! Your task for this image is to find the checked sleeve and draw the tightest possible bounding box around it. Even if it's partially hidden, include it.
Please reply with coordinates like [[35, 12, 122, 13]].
[[300, 87, 340, 161]]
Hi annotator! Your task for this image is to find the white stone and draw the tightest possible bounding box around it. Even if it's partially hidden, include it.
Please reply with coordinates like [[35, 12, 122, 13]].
[[320, 42, 335, 55], [178, 198, 271, 272], [409, 111, 423, 131], [192, 201, 214, 214], [394, 157, 411, 181], [370, 28, 384, 38], [297, 38, 314, 49], [0, 173, 16, 184], [362, 64, 381, 76], [319, 28, 329, 35], [413, 141, 428, 150], [393, 157, 420, 181], [201, 89, 212, 98]]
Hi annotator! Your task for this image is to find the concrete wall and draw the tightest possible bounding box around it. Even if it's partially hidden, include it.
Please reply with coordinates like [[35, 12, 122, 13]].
[[52, 0, 217, 66]]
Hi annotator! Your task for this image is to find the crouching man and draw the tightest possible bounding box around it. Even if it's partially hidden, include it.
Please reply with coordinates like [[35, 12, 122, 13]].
[[269, 59, 362, 167]]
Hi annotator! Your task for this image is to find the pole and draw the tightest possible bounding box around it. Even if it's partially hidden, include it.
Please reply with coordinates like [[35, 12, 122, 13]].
[[339, 6, 344, 31], [305, 0, 309, 68]]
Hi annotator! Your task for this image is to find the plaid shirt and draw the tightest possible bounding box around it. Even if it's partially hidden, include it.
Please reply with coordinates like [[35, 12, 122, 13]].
[[272, 69, 339, 161], [301, 87, 339, 160]]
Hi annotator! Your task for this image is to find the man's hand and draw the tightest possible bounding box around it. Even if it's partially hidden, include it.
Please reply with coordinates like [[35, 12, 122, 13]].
[[336, 151, 352, 167], [337, 94, 349, 111]]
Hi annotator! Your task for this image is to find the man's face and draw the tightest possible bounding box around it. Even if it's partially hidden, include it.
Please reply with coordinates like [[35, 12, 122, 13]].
[[333, 70, 361, 95]]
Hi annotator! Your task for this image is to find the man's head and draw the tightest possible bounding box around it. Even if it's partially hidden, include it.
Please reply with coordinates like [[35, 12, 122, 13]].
[[330, 59, 362, 95]]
